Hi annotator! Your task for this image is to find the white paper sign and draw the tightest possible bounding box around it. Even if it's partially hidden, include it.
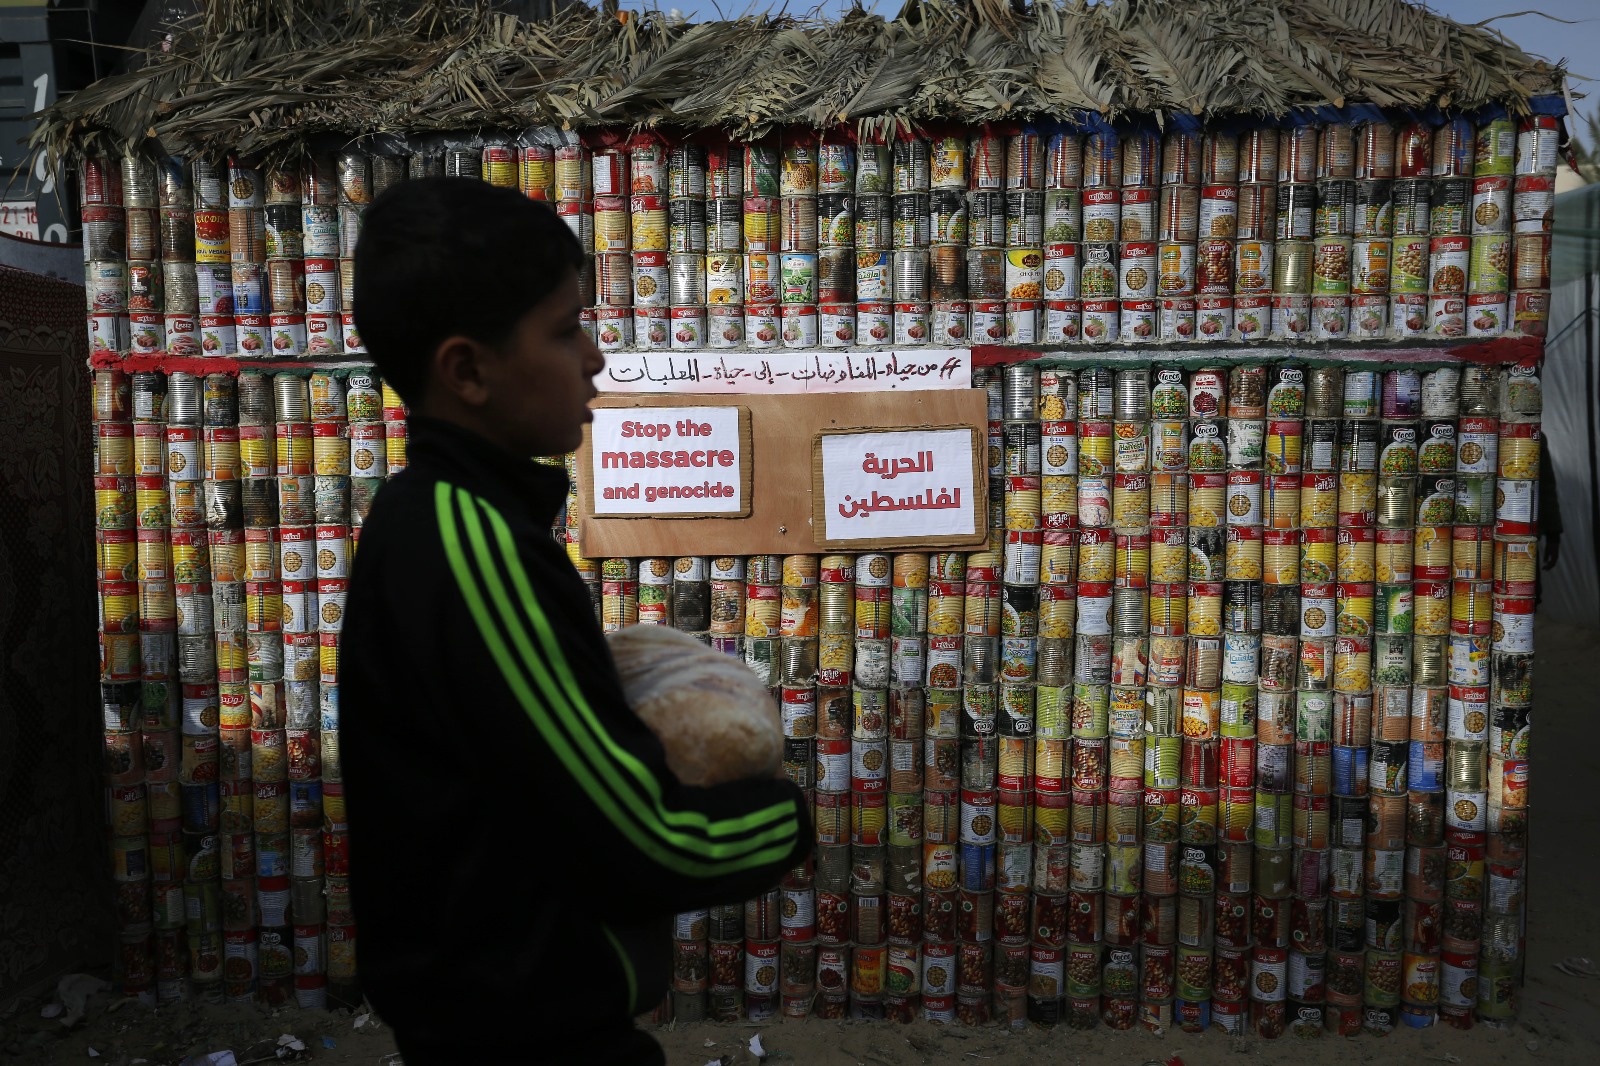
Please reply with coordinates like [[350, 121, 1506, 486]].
[[590, 406, 747, 516], [816, 428, 979, 544], [0, 202, 40, 241], [599, 349, 971, 395]]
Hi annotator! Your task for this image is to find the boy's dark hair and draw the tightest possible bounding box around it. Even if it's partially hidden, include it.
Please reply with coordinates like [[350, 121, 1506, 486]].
[[352, 177, 585, 404]]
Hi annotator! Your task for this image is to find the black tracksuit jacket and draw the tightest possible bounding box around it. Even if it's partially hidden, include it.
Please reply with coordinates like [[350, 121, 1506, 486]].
[[340, 416, 811, 1063]]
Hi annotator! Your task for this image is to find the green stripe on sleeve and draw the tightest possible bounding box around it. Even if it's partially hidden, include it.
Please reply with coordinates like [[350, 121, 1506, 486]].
[[454, 490, 794, 858], [434, 482, 796, 876], [474, 495, 795, 838]]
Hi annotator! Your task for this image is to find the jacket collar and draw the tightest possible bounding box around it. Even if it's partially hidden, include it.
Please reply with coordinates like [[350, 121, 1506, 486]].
[[405, 415, 570, 526]]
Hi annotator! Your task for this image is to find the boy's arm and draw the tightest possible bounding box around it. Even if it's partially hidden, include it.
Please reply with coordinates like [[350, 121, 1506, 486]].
[[434, 482, 811, 912]]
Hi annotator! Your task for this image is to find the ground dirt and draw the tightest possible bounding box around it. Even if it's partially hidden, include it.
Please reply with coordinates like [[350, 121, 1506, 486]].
[[5, 622, 1597, 1066]]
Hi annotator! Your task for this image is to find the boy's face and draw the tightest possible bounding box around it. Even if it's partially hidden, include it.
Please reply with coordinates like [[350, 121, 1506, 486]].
[[477, 269, 604, 457]]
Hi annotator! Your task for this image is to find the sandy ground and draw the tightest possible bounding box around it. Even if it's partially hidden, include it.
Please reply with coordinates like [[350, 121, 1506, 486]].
[[6, 620, 1598, 1066]]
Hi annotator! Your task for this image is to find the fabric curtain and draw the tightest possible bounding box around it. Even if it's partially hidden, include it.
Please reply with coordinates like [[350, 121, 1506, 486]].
[[0, 264, 109, 1001]]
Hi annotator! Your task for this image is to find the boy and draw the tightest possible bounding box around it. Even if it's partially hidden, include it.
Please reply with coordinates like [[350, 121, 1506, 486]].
[[341, 178, 810, 1064]]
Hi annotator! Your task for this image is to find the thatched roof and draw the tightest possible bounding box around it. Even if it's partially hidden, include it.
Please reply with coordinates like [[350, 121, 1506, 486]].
[[32, 0, 1566, 162]]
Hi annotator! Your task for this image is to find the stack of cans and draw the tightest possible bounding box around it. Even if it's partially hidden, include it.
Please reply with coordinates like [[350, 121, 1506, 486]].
[[1183, 368, 1240, 1032], [1203, 126, 1241, 340], [191, 160, 239, 357], [1511, 117, 1558, 336], [599, 558, 640, 633], [244, 373, 299, 1004], [94, 369, 147, 995], [1073, 364, 1117, 1041], [1203, 128, 1248, 337], [885, 553, 931, 1017], [925, 133, 965, 345], [176, 374, 228, 1004], [670, 907, 710, 1021], [994, 371, 1040, 1028], [331, 149, 369, 355], [954, 543, 1001, 1026], [1219, 130, 1268, 342], [594, 141, 634, 351], [119, 158, 165, 356], [1390, 122, 1433, 337], [1103, 369, 1150, 1028], [82, 157, 133, 355], [1482, 365, 1537, 1021], [856, 138, 893, 346], [134, 374, 184, 1003], [1117, 131, 1158, 343], [1349, 118, 1397, 340], [1003, 132, 1044, 345], [1080, 132, 1120, 342], [1311, 123, 1356, 340], [814, 136, 858, 347], [853, 554, 898, 1018], [222, 160, 272, 357], [891, 136, 932, 346], [1271, 127, 1315, 340], [1466, 117, 1516, 338], [666, 141, 709, 350], [1029, 368, 1081, 1016], [778, 136, 820, 349], [1157, 128, 1202, 342], [166, 373, 223, 999], [1426, 118, 1474, 338], [277, 159, 342, 358], [743, 143, 782, 350], [1436, 366, 1496, 1025], [177, 374, 232, 1000], [157, 159, 201, 356], [702, 142, 743, 348], [1041, 132, 1083, 344], [919, 550, 964, 1021], [629, 138, 674, 350]]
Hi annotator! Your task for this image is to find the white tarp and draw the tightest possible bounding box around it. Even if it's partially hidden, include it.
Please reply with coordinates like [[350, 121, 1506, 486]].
[[1541, 182, 1600, 629]]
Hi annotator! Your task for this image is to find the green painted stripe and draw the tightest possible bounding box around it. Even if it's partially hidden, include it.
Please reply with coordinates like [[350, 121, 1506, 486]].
[[600, 923, 638, 1016], [473, 493, 795, 838], [455, 490, 795, 859], [434, 482, 796, 877]]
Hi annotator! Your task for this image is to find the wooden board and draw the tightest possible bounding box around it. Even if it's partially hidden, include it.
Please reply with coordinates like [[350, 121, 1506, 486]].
[[576, 389, 989, 557]]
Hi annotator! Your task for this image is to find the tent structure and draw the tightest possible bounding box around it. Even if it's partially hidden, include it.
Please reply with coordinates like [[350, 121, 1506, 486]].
[[1543, 179, 1600, 629]]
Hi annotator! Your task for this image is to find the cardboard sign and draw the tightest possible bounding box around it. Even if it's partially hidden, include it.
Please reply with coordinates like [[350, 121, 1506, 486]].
[[575, 389, 988, 557], [589, 406, 751, 518], [812, 427, 982, 548]]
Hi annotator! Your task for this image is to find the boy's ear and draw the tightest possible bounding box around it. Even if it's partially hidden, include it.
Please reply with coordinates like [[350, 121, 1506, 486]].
[[431, 335, 495, 406]]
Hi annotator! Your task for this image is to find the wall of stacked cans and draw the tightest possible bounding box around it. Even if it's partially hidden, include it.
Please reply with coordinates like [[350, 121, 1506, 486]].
[[591, 361, 1539, 1036], [82, 109, 1546, 1030], [96, 367, 398, 1005], [91, 355, 1542, 1031], [79, 115, 1560, 359]]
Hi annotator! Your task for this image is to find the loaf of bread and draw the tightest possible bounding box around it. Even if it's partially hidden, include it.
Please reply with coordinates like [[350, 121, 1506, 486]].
[[607, 624, 782, 787]]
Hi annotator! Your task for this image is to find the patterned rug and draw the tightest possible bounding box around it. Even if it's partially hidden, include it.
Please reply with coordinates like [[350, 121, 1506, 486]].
[[0, 264, 109, 1003]]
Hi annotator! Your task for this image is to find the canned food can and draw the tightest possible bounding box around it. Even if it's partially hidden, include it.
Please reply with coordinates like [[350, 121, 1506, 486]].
[[1513, 174, 1554, 233], [1433, 179, 1471, 236]]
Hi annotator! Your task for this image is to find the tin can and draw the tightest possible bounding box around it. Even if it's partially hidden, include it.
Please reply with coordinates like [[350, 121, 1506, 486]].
[[1433, 179, 1471, 236]]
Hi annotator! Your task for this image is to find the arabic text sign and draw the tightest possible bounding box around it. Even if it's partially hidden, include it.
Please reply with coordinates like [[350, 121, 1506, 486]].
[[590, 406, 751, 518], [814, 427, 981, 548], [599, 349, 971, 395]]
